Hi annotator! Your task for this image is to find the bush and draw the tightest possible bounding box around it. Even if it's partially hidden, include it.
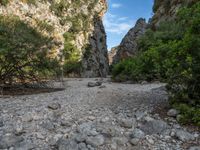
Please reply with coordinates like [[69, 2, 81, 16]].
[[23, 0, 37, 5], [174, 104, 200, 126], [0, 15, 60, 84], [50, 0, 69, 17], [36, 19, 54, 33], [83, 44, 92, 59], [62, 30, 81, 75], [63, 61, 82, 75], [153, 0, 161, 12], [0, 0, 9, 5], [153, 0, 171, 13]]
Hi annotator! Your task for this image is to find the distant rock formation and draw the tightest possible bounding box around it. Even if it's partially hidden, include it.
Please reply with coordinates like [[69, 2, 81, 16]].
[[108, 46, 118, 65], [111, 18, 147, 64]]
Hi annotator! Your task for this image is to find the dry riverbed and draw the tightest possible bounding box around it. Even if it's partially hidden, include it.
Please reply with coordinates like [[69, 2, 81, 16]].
[[0, 78, 199, 150]]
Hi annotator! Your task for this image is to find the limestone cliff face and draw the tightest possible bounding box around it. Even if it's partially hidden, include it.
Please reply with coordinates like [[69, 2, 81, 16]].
[[108, 46, 118, 65], [0, 0, 109, 77], [111, 18, 147, 64], [151, 0, 199, 27]]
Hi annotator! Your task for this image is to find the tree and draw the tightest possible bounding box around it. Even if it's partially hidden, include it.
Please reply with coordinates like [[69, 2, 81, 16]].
[[0, 15, 60, 85]]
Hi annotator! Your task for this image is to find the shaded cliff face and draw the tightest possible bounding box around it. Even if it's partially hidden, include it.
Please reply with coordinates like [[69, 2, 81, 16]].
[[82, 17, 109, 77], [111, 18, 147, 64], [0, 0, 109, 77], [151, 0, 199, 27]]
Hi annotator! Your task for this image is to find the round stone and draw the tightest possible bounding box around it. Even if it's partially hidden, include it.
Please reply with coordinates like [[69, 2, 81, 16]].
[[167, 109, 179, 117], [86, 135, 104, 147], [130, 138, 140, 145]]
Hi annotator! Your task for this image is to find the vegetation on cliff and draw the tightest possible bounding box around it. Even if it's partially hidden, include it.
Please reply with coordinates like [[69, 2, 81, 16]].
[[0, 15, 60, 84], [112, 2, 200, 126]]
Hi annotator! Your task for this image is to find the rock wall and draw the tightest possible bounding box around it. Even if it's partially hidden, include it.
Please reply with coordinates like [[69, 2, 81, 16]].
[[111, 18, 147, 64], [151, 0, 199, 27], [0, 0, 109, 77], [82, 17, 109, 77]]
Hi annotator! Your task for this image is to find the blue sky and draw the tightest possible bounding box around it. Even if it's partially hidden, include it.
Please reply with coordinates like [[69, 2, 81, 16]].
[[103, 0, 154, 50]]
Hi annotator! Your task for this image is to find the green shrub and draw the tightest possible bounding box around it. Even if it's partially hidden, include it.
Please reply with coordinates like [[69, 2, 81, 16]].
[[153, 0, 162, 12], [153, 0, 171, 13], [0, 15, 60, 84], [50, 0, 69, 17], [83, 44, 92, 59], [63, 61, 82, 75], [36, 19, 54, 33], [62, 31, 81, 75], [0, 0, 9, 5], [174, 104, 200, 126], [25, 0, 37, 5]]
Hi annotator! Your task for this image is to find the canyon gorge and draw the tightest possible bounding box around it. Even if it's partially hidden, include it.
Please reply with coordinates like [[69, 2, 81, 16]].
[[0, 0, 200, 150]]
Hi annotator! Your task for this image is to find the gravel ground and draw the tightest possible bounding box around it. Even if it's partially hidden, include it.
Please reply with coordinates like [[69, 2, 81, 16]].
[[0, 78, 199, 150]]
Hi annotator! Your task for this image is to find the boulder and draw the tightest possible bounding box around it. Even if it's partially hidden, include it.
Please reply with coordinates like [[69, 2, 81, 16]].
[[189, 146, 200, 150], [56, 138, 79, 150], [167, 109, 179, 117], [140, 119, 169, 135], [130, 138, 140, 145], [112, 137, 128, 146], [130, 129, 145, 139], [0, 134, 24, 149], [118, 118, 133, 129], [86, 135, 105, 147], [175, 130, 195, 141], [88, 82, 102, 87], [48, 102, 61, 110]]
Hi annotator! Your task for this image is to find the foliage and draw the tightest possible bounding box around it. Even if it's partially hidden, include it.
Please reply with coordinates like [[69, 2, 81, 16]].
[[174, 104, 200, 126], [50, 0, 94, 76], [0, 15, 60, 84], [83, 44, 92, 59], [112, 2, 200, 125], [0, 0, 42, 5], [35, 19, 54, 33], [63, 32, 80, 61], [112, 21, 184, 82], [22, 0, 37, 5], [153, 0, 162, 13], [63, 30, 82, 75], [62, 31, 82, 76], [63, 61, 82, 75], [0, 0, 9, 5], [153, 0, 171, 13], [50, 0, 69, 17]]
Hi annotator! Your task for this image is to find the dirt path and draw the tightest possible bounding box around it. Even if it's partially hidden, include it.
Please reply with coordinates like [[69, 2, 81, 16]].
[[0, 78, 199, 150]]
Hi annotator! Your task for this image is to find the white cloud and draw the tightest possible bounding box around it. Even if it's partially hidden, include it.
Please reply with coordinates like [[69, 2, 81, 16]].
[[118, 17, 128, 21], [103, 13, 135, 35], [111, 3, 122, 8]]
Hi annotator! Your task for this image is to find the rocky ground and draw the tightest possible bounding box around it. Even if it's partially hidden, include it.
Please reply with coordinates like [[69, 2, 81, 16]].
[[0, 78, 199, 150]]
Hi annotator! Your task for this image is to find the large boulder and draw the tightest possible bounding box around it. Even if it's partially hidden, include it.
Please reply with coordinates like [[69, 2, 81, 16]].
[[140, 118, 169, 135], [0, 134, 24, 149]]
